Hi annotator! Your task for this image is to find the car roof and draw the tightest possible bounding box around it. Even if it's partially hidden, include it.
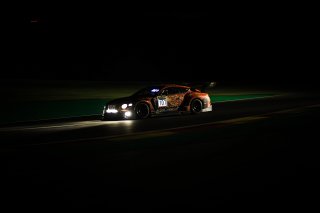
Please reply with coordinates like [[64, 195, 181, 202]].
[[151, 84, 190, 89]]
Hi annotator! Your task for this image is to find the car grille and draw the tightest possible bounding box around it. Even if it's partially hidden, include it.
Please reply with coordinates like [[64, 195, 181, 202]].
[[108, 105, 116, 110]]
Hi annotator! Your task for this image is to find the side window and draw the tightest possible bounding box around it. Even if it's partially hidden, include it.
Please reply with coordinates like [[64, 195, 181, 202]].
[[177, 87, 188, 94], [162, 87, 188, 95], [161, 89, 168, 96], [167, 87, 179, 95]]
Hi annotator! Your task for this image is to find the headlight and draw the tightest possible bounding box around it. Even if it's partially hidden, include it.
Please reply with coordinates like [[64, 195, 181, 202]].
[[106, 109, 118, 113], [124, 111, 132, 117], [121, 104, 128, 109]]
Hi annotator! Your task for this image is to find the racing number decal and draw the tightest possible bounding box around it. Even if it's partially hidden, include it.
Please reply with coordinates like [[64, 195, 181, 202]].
[[158, 98, 167, 107]]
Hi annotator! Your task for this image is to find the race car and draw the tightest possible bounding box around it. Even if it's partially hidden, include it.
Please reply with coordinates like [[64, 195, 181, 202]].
[[102, 83, 213, 120]]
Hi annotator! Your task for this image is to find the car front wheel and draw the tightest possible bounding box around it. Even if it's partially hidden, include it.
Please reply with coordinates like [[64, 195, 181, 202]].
[[135, 103, 150, 119]]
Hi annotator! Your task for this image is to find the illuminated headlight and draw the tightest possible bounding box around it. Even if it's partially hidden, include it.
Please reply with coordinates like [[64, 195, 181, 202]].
[[128, 103, 132, 107], [124, 111, 132, 117], [106, 109, 118, 113], [121, 104, 128, 109]]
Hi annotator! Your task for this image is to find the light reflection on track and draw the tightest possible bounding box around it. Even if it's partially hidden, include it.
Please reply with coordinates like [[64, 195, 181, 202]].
[[0, 120, 134, 132]]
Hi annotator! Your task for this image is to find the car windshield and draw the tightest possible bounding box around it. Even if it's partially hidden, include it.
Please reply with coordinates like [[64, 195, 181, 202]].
[[132, 86, 163, 97]]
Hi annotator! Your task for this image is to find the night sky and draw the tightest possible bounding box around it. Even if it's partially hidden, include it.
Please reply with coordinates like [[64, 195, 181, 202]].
[[1, 4, 316, 87]]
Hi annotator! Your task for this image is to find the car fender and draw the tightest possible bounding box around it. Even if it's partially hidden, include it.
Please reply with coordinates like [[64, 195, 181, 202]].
[[134, 100, 155, 114]]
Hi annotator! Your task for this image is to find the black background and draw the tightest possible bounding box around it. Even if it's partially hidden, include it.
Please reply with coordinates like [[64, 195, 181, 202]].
[[1, 3, 317, 88]]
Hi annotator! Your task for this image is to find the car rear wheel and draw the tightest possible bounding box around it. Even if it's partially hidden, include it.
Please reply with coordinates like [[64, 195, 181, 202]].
[[135, 103, 150, 119], [190, 99, 202, 114]]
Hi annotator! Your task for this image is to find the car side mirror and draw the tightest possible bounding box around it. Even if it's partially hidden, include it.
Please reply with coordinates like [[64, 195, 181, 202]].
[[162, 90, 168, 96]]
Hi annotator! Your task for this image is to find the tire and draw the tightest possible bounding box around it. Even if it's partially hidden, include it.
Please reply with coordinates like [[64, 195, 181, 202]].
[[135, 102, 150, 119], [190, 99, 203, 114]]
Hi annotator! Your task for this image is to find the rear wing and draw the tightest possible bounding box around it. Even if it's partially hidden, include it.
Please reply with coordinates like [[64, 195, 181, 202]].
[[183, 81, 216, 93]]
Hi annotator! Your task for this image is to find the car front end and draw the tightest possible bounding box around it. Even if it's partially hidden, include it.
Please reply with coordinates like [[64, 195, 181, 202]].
[[102, 100, 135, 120]]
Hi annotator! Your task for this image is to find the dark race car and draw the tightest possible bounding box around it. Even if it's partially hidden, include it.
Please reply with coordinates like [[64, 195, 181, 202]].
[[102, 84, 213, 120]]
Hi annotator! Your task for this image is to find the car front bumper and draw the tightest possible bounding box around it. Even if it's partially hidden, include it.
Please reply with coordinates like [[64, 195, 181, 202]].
[[201, 105, 212, 112], [102, 107, 134, 120]]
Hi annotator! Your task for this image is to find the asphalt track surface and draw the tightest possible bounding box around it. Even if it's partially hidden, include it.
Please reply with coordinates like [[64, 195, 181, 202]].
[[0, 94, 318, 146], [1, 93, 320, 210]]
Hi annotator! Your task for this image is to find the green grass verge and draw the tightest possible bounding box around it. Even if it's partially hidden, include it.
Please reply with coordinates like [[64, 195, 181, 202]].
[[213, 94, 275, 102], [0, 99, 107, 124]]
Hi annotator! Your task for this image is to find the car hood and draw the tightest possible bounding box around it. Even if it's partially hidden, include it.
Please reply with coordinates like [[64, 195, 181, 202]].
[[107, 97, 132, 105]]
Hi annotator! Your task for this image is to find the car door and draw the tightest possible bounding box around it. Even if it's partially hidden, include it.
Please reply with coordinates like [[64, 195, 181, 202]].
[[155, 89, 169, 111], [166, 87, 185, 110], [155, 87, 185, 111]]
